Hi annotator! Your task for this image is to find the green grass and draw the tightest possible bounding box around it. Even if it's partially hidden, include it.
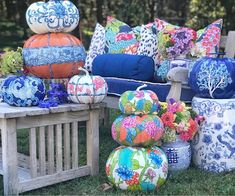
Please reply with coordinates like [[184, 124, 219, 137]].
[[0, 110, 234, 195]]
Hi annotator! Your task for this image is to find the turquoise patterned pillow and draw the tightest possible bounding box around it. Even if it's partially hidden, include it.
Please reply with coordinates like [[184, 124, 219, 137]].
[[105, 16, 138, 53]]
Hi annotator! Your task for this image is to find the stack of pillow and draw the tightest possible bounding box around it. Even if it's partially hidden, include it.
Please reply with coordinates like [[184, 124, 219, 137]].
[[85, 16, 223, 84]]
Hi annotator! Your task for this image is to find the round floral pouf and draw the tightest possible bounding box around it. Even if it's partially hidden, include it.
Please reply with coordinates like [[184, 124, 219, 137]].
[[106, 146, 168, 191], [161, 137, 191, 172], [192, 96, 235, 173]]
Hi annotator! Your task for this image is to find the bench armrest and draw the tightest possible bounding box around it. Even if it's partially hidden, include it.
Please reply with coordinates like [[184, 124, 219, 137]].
[[166, 67, 189, 102]]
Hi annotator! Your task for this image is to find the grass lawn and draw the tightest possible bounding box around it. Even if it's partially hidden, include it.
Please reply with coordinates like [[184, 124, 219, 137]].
[[0, 110, 234, 195]]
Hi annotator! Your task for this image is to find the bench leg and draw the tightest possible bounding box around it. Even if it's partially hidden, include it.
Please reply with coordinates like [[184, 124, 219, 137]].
[[1, 119, 19, 195]]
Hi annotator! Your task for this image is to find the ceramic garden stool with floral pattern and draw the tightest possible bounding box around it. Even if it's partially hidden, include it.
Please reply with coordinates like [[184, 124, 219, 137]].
[[192, 96, 235, 173]]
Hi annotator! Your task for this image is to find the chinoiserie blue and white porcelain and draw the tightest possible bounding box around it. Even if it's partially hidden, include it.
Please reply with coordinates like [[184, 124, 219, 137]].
[[1, 75, 46, 107], [189, 57, 235, 99], [26, 0, 79, 34], [161, 136, 191, 172], [192, 96, 235, 173]]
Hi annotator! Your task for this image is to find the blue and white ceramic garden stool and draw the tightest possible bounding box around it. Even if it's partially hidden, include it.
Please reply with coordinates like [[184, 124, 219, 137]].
[[191, 96, 235, 173]]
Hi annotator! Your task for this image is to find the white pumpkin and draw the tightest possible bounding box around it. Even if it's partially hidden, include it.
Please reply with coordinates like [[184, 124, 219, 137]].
[[26, 0, 79, 34], [67, 67, 108, 104]]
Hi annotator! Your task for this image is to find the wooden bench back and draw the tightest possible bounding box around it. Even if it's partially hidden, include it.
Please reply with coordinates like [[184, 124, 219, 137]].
[[220, 31, 235, 58]]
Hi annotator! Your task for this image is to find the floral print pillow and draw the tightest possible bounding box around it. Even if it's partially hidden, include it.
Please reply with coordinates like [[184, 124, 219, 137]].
[[105, 16, 138, 54], [191, 19, 223, 57], [84, 23, 105, 72], [154, 18, 223, 82]]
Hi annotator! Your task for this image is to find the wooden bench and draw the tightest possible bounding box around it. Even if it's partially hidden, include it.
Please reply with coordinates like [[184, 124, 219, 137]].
[[102, 31, 235, 113], [0, 103, 100, 195]]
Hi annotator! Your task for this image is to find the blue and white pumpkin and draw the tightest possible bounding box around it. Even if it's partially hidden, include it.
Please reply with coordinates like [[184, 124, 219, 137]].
[[106, 146, 168, 191], [189, 57, 235, 99], [26, 0, 79, 34], [67, 67, 108, 104], [1, 75, 46, 107]]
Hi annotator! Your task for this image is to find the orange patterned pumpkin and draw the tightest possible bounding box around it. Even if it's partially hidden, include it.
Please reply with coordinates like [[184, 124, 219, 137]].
[[23, 33, 86, 79]]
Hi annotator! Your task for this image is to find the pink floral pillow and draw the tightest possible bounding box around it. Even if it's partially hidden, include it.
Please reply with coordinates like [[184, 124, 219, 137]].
[[155, 18, 223, 58], [191, 19, 223, 57]]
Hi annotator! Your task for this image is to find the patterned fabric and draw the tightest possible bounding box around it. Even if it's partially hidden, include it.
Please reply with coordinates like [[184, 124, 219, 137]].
[[67, 69, 108, 104], [123, 43, 139, 54], [105, 16, 138, 54], [155, 58, 195, 83], [154, 18, 223, 83], [84, 23, 105, 72], [112, 114, 164, 147], [1, 75, 46, 107], [119, 89, 160, 115], [137, 25, 158, 65], [192, 19, 223, 57], [106, 146, 168, 191]]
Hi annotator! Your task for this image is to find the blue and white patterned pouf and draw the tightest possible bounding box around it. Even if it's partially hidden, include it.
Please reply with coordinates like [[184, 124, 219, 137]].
[[192, 96, 235, 173], [1, 75, 46, 107], [161, 137, 191, 172]]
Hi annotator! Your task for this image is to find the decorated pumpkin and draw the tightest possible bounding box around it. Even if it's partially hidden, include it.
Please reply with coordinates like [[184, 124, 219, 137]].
[[106, 146, 168, 191], [112, 114, 164, 147], [23, 33, 86, 79], [188, 57, 235, 99], [1, 75, 46, 107], [119, 84, 160, 115], [26, 0, 79, 34], [67, 67, 108, 104]]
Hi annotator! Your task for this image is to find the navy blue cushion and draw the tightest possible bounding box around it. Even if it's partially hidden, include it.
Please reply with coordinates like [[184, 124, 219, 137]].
[[104, 77, 195, 102], [92, 54, 154, 81]]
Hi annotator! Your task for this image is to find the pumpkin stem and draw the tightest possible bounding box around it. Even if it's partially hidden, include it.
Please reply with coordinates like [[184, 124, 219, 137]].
[[136, 84, 147, 91], [79, 67, 89, 76]]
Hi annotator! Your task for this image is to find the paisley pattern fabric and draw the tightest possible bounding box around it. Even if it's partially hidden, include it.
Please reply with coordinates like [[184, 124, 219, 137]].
[[105, 16, 138, 54], [1, 75, 46, 107], [137, 25, 158, 65], [119, 90, 160, 115], [112, 114, 164, 147], [189, 57, 235, 99], [106, 146, 168, 191], [67, 72, 108, 104], [26, 0, 79, 34], [84, 23, 105, 72]]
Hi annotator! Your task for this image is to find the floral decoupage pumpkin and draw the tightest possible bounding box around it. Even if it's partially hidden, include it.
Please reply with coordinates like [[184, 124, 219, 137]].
[[119, 84, 160, 115], [112, 114, 164, 147], [67, 67, 108, 104], [1, 75, 46, 107], [26, 0, 79, 34], [189, 57, 235, 99], [23, 33, 86, 79], [106, 146, 168, 191]]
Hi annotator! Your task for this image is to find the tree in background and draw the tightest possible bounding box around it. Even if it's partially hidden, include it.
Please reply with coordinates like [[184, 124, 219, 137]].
[[186, 0, 235, 33]]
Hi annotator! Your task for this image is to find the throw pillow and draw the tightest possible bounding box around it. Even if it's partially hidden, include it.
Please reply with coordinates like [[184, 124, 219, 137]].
[[84, 23, 105, 72], [104, 16, 138, 54], [155, 18, 223, 82], [92, 54, 154, 81], [137, 25, 158, 65]]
